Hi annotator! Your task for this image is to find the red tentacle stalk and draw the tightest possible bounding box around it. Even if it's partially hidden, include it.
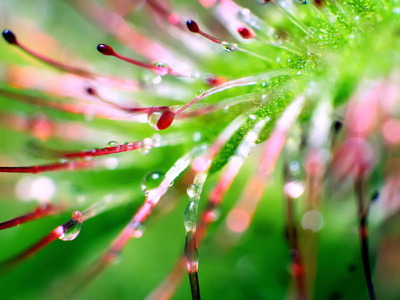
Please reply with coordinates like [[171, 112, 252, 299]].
[[146, 0, 185, 29], [0, 160, 92, 174], [0, 219, 76, 271], [97, 43, 185, 77], [0, 204, 59, 230], [355, 177, 376, 300], [284, 180, 308, 300], [2, 29, 95, 79]]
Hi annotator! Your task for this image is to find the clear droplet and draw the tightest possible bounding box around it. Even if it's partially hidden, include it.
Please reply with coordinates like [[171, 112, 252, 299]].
[[148, 112, 163, 130], [124, 142, 134, 151], [289, 161, 300, 176], [258, 81, 267, 89], [196, 89, 205, 96], [141, 137, 153, 155], [284, 181, 304, 199], [148, 110, 175, 131], [106, 141, 119, 148], [301, 210, 324, 232], [153, 62, 169, 76], [203, 209, 220, 223], [132, 224, 145, 238], [104, 251, 121, 265], [143, 138, 153, 150], [141, 171, 165, 194], [184, 201, 196, 232], [187, 184, 196, 198], [192, 132, 202, 142], [152, 75, 162, 85], [152, 134, 162, 147], [60, 222, 82, 241], [221, 42, 237, 52]]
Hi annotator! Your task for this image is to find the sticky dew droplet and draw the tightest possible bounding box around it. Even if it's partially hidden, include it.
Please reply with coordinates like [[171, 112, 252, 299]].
[[97, 44, 115, 56], [237, 26, 254, 39], [2, 29, 18, 45], [72, 210, 82, 221], [141, 171, 165, 195], [148, 110, 175, 130], [186, 20, 200, 33]]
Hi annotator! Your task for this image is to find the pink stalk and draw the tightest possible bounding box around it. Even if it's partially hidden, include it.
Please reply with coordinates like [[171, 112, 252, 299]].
[[1, 193, 128, 270], [355, 177, 376, 300], [146, 0, 185, 30], [2, 29, 96, 79], [60, 150, 200, 295], [103, 150, 196, 259], [331, 82, 392, 300], [72, 0, 183, 67], [96, 44, 188, 77], [222, 95, 305, 240], [301, 100, 332, 298], [2, 29, 144, 91], [1, 219, 75, 271], [284, 183, 308, 300], [174, 69, 292, 117], [147, 116, 267, 299], [149, 96, 305, 299], [0, 89, 131, 120], [85, 86, 170, 114], [186, 20, 272, 62]]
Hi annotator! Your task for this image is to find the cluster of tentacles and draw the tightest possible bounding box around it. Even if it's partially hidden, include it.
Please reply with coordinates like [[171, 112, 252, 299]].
[[0, 0, 399, 299]]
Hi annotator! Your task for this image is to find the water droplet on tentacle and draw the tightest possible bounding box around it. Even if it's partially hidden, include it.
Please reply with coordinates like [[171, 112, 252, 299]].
[[153, 62, 169, 76], [60, 221, 82, 241], [221, 42, 237, 52], [132, 224, 145, 238], [184, 201, 196, 232], [148, 110, 175, 130], [141, 137, 154, 155], [187, 184, 196, 198], [196, 89, 205, 96], [106, 141, 120, 148], [141, 171, 165, 195], [284, 181, 304, 199]]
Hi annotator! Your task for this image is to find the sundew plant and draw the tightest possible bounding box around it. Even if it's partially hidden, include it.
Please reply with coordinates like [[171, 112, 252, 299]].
[[0, 0, 399, 299]]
